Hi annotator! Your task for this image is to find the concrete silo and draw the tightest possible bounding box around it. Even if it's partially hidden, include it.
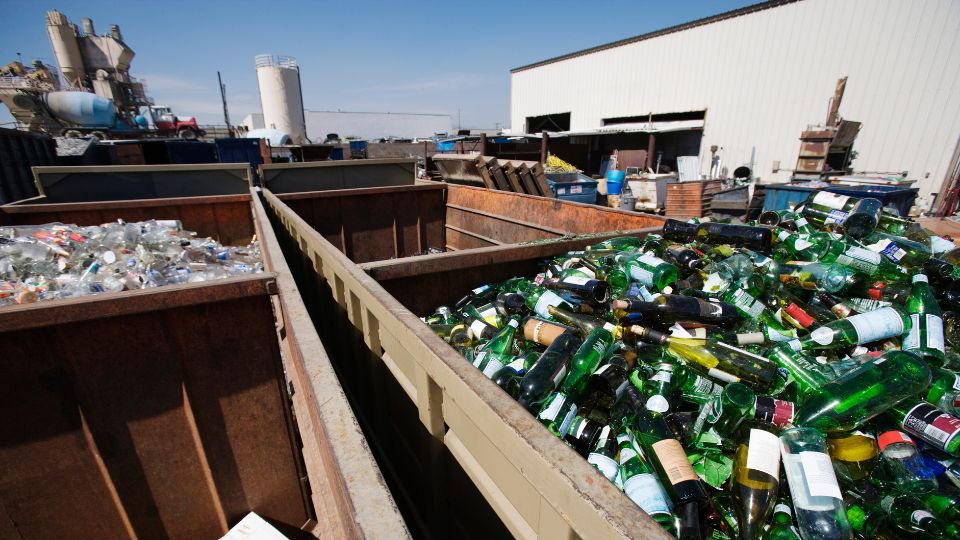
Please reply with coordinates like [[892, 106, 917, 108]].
[[255, 54, 307, 144]]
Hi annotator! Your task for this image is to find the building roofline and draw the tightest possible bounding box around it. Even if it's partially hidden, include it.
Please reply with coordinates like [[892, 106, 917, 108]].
[[303, 110, 452, 118], [510, 0, 802, 73]]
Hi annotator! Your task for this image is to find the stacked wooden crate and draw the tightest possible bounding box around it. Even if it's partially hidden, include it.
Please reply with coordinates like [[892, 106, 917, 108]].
[[665, 180, 721, 218]]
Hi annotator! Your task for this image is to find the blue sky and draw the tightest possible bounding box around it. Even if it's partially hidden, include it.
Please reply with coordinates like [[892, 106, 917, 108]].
[[1, 0, 755, 130]]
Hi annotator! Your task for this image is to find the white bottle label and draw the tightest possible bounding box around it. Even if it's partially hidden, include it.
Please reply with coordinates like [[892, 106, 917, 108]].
[[469, 320, 489, 339], [534, 290, 565, 317], [706, 367, 740, 383], [799, 451, 843, 499], [746, 429, 782, 479], [562, 276, 592, 286], [928, 314, 945, 352], [795, 217, 809, 228], [629, 265, 655, 287], [730, 289, 765, 319], [912, 510, 935, 525], [813, 192, 850, 210], [472, 351, 487, 368], [836, 246, 882, 274], [848, 307, 905, 344], [588, 453, 620, 481], [623, 473, 671, 515], [538, 393, 566, 422], [482, 358, 504, 378], [558, 403, 578, 437], [794, 238, 813, 251]]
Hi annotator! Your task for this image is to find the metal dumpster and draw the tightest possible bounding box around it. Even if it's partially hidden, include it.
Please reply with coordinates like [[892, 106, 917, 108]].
[[0, 193, 406, 539], [261, 158, 417, 194], [262, 187, 670, 539]]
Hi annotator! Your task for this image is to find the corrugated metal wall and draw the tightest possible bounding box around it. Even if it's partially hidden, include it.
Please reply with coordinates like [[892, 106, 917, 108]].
[[511, 0, 960, 200]]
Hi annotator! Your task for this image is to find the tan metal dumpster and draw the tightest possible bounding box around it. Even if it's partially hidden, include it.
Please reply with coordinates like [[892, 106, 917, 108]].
[[0, 193, 407, 539], [262, 186, 671, 539]]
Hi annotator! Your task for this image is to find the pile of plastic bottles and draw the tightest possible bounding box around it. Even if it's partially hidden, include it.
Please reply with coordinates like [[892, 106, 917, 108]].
[[0, 219, 262, 306], [423, 190, 960, 539]]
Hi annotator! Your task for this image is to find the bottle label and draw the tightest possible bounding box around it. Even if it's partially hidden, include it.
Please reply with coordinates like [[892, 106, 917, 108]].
[[472, 284, 491, 296], [651, 439, 698, 484], [754, 396, 795, 427], [629, 265, 655, 287], [469, 320, 489, 340], [538, 393, 566, 422], [482, 358, 504, 378], [691, 374, 718, 395], [868, 238, 908, 263], [730, 289, 764, 319], [706, 396, 723, 423], [639, 253, 667, 268], [706, 367, 740, 383], [784, 303, 815, 328], [799, 451, 843, 499], [623, 473, 671, 515], [551, 365, 568, 387], [911, 510, 934, 525], [534, 290, 566, 317], [777, 230, 791, 243], [646, 394, 671, 413], [810, 327, 835, 345], [505, 357, 526, 375], [588, 452, 620, 481], [696, 298, 725, 318], [746, 429, 781, 479], [650, 370, 673, 384], [795, 217, 809, 228], [904, 314, 920, 350], [562, 276, 592, 286], [837, 247, 882, 274], [813, 192, 850, 210], [774, 503, 792, 516], [928, 314, 945, 352], [902, 402, 960, 450], [794, 238, 814, 251], [848, 307, 905, 344], [472, 351, 487, 368], [825, 209, 849, 224], [619, 446, 637, 464], [558, 404, 578, 437]]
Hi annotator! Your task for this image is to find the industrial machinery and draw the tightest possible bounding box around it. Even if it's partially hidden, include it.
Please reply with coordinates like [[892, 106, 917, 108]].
[[0, 11, 203, 140]]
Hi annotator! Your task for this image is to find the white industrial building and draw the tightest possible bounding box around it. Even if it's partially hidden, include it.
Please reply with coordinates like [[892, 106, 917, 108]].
[[510, 0, 960, 201], [241, 110, 454, 141]]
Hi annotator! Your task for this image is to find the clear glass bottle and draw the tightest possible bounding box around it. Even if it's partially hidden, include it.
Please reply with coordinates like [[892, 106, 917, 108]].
[[779, 427, 852, 540]]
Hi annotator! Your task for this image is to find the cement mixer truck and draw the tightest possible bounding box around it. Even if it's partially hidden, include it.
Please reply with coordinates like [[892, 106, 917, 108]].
[[41, 91, 203, 140]]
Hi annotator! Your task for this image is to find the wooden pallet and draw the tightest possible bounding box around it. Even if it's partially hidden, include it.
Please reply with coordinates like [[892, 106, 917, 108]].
[[664, 180, 721, 217], [435, 154, 553, 197]]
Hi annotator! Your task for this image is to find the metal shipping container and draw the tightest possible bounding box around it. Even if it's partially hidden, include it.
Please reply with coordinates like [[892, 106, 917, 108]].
[[262, 185, 670, 539], [0, 193, 406, 539]]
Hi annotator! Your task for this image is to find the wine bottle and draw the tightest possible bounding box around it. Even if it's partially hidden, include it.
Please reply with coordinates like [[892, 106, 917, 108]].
[[779, 427, 852, 539], [559, 326, 616, 400], [517, 332, 582, 412], [612, 294, 740, 329], [827, 431, 879, 483], [542, 274, 612, 305], [616, 431, 677, 533], [514, 280, 576, 318], [793, 306, 910, 350], [732, 423, 782, 540], [776, 261, 860, 294], [695, 222, 773, 252], [876, 431, 938, 494], [472, 318, 520, 377]]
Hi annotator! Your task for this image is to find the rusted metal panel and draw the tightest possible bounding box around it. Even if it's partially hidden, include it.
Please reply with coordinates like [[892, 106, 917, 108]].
[[261, 158, 416, 194], [1, 194, 256, 245]]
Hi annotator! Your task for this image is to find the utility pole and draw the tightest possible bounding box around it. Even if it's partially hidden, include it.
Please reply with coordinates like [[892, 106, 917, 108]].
[[218, 71, 231, 136]]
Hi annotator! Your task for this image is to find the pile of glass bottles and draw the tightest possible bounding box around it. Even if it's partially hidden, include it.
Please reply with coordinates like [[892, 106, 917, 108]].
[[423, 190, 960, 539], [0, 219, 262, 306]]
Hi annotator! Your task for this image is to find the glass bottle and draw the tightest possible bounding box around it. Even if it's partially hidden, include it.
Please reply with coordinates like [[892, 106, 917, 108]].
[[616, 251, 679, 292], [793, 350, 932, 434], [559, 326, 616, 400], [695, 222, 773, 252], [616, 431, 676, 533], [903, 274, 946, 367], [490, 352, 538, 398], [732, 422, 782, 540], [876, 431, 938, 494], [862, 230, 932, 268], [547, 305, 619, 338], [587, 424, 620, 482], [694, 382, 755, 446], [887, 399, 960, 456], [926, 367, 960, 415], [514, 280, 576, 318], [517, 332, 582, 412], [642, 362, 675, 414], [765, 502, 802, 540], [542, 274, 611, 305], [662, 219, 700, 243], [454, 283, 498, 309], [720, 287, 797, 342], [612, 294, 740, 329], [775, 261, 860, 294], [779, 427, 852, 540], [521, 316, 573, 347], [793, 306, 910, 350], [880, 493, 953, 538], [473, 318, 520, 378], [827, 431, 879, 483]]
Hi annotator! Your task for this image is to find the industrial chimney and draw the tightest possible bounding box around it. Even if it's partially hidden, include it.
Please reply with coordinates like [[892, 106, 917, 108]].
[[255, 54, 307, 144]]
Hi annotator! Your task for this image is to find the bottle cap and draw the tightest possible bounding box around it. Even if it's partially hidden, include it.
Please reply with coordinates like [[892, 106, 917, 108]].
[[878, 430, 915, 451], [913, 274, 929, 284]]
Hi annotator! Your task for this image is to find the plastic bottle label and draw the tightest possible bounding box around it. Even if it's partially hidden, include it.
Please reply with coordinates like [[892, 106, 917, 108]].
[[847, 307, 905, 344], [623, 473, 671, 515], [746, 429, 781, 479], [754, 396, 795, 427], [538, 394, 566, 422], [534, 290, 566, 317], [646, 395, 670, 413], [588, 453, 620, 481], [562, 276, 592, 286], [813, 192, 850, 210], [799, 451, 843, 499], [837, 247, 882, 274], [482, 358, 504, 378], [902, 402, 960, 450], [652, 439, 698, 484]]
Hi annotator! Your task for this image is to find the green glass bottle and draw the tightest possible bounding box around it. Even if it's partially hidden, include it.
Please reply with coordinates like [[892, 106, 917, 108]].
[[616, 251, 679, 292], [547, 305, 619, 338], [863, 230, 932, 268], [642, 362, 675, 414], [693, 382, 755, 447], [514, 280, 576, 319], [490, 352, 538, 398], [887, 398, 960, 456], [880, 493, 953, 538], [473, 317, 520, 378], [772, 228, 823, 260], [817, 238, 911, 282], [793, 306, 910, 350], [766, 342, 833, 397], [695, 222, 773, 252], [923, 492, 960, 524], [586, 424, 620, 482], [793, 350, 931, 434], [732, 422, 782, 540], [776, 261, 860, 294], [764, 502, 802, 540], [616, 431, 677, 533], [779, 427, 852, 539], [517, 332, 582, 412], [586, 236, 642, 251], [926, 367, 960, 415], [844, 492, 898, 540], [536, 390, 580, 437], [903, 274, 946, 367], [720, 287, 797, 342], [559, 326, 616, 400]]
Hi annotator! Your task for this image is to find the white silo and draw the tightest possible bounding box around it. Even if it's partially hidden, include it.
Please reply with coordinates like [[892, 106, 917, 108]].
[[255, 54, 307, 144], [46, 11, 86, 89]]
